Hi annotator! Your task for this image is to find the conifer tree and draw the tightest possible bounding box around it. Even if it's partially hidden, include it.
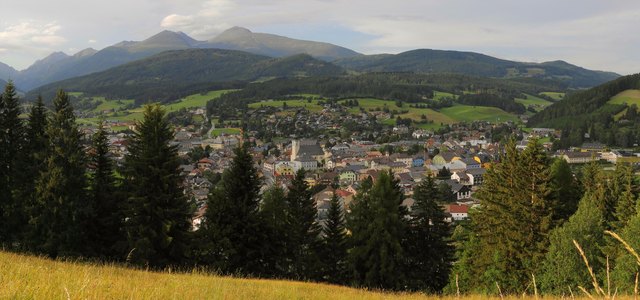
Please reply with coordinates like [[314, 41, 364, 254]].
[[549, 158, 582, 221], [259, 185, 290, 277], [465, 139, 553, 293], [611, 200, 640, 293], [122, 104, 192, 267], [349, 171, 408, 290], [32, 90, 89, 257], [539, 193, 605, 294], [199, 143, 267, 275], [88, 121, 122, 258], [0, 81, 24, 246], [613, 164, 637, 229], [19, 96, 49, 247], [405, 175, 453, 292], [286, 169, 322, 279], [320, 192, 348, 284], [581, 161, 617, 228]]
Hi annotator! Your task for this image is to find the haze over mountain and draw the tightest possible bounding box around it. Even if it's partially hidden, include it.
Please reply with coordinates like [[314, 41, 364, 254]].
[[334, 49, 620, 88], [27, 49, 345, 103], [0, 26, 621, 92]]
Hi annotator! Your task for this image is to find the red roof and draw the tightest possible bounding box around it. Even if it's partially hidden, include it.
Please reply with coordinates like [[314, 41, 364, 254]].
[[448, 204, 469, 214], [335, 189, 353, 197]]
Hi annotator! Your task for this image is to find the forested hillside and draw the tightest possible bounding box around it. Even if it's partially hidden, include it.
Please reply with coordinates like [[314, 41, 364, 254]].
[[27, 50, 344, 104], [334, 49, 620, 88], [529, 73, 640, 147]]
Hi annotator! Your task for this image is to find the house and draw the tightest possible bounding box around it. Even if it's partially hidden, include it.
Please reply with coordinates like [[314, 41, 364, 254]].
[[294, 155, 318, 171], [197, 158, 214, 171], [275, 161, 299, 176], [446, 180, 472, 200], [562, 152, 598, 164], [412, 156, 426, 167], [460, 157, 481, 170], [451, 172, 472, 186], [467, 168, 486, 185], [339, 169, 358, 184], [444, 204, 469, 222], [432, 151, 459, 165]]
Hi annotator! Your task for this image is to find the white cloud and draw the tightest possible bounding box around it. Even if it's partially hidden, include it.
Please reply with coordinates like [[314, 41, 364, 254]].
[[88, 39, 97, 44]]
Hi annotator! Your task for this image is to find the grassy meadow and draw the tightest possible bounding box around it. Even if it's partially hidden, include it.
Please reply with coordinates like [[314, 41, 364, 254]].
[[0, 251, 436, 300], [539, 92, 565, 101], [249, 99, 325, 112], [608, 89, 640, 106], [515, 94, 553, 111]]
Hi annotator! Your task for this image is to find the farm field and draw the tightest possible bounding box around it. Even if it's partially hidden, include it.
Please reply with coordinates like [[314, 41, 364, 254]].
[[249, 99, 324, 112], [539, 92, 565, 100], [164, 89, 236, 112], [439, 105, 519, 123], [210, 127, 242, 137], [515, 94, 553, 111], [341, 98, 457, 126], [608, 89, 640, 106]]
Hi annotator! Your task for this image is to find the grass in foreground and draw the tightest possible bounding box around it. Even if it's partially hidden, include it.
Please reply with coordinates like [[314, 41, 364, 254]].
[[0, 251, 437, 299]]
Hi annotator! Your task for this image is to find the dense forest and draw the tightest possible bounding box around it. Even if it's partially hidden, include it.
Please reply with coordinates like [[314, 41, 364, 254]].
[[530, 73, 640, 147]]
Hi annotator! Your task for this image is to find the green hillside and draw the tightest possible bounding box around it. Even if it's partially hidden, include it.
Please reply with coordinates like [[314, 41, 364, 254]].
[[607, 89, 640, 106], [334, 49, 619, 88], [0, 251, 434, 299], [27, 49, 344, 104]]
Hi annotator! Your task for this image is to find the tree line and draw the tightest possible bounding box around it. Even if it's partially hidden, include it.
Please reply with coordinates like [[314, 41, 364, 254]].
[[0, 81, 452, 292]]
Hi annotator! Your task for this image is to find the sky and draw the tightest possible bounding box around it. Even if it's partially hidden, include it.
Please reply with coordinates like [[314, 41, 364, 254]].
[[1, 0, 639, 74]]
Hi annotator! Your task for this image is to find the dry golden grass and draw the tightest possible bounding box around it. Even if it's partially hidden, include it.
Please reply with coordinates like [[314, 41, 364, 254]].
[[0, 251, 621, 299]]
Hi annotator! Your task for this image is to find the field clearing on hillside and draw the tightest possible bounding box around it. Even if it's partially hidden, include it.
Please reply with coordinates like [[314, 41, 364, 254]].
[[0, 251, 441, 300], [342, 98, 456, 126], [433, 91, 457, 100], [608, 89, 640, 106], [539, 92, 565, 100], [92, 98, 135, 113], [249, 99, 324, 112], [440, 105, 519, 122], [164, 90, 236, 112], [515, 94, 552, 110]]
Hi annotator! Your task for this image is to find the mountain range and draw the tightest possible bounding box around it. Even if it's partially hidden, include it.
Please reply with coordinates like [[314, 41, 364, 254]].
[[0, 26, 622, 92], [27, 49, 344, 102]]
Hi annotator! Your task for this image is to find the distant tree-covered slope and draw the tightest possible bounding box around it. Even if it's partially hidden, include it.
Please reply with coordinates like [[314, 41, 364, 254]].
[[334, 49, 620, 88], [529, 73, 640, 147], [26, 49, 345, 104]]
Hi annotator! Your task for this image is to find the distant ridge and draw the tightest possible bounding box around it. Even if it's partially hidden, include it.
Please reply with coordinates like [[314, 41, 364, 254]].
[[334, 49, 620, 88], [27, 49, 345, 103], [204, 26, 362, 61]]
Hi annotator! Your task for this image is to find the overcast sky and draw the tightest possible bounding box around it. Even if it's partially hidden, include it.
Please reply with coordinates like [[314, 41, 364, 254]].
[[1, 0, 639, 74]]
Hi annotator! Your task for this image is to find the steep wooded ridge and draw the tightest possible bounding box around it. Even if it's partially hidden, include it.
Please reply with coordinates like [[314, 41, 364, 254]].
[[27, 49, 345, 103], [0, 27, 620, 91], [529, 73, 640, 147], [334, 49, 620, 88]]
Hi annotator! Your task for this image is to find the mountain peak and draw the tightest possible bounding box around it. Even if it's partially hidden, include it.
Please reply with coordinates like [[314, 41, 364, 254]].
[[132, 30, 197, 51], [73, 48, 98, 58]]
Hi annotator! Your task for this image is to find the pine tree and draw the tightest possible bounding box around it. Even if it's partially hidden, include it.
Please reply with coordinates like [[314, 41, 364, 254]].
[[286, 169, 322, 279], [320, 192, 348, 284], [349, 170, 408, 290], [613, 164, 637, 230], [199, 143, 267, 275], [19, 96, 49, 248], [465, 139, 553, 293], [259, 185, 290, 277], [32, 90, 89, 257], [549, 158, 582, 221], [581, 161, 617, 228], [539, 193, 605, 294], [88, 120, 122, 258], [122, 104, 192, 267], [405, 175, 453, 292], [0, 81, 24, 246]]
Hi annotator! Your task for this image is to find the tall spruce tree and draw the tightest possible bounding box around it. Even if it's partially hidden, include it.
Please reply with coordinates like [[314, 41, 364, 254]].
[[539, 193, 605, 294], [88, 121, 122, 258], [122, 104, 193, 267], [19, 96, 49, 248], [465, 139, 553, 293], [549, 158, 582, 221], [611, 200, 640, 293], [320, 192, 348, 284], [286, 169, 322, 279], [199, 143, 267, 275], [32, 90, 89, 257], [259, 185, 290, 277], [0, 81, 24, 246], [613, 164, 637, 230], [405, 175, 453, 292], [349, 171, 408, 290]]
